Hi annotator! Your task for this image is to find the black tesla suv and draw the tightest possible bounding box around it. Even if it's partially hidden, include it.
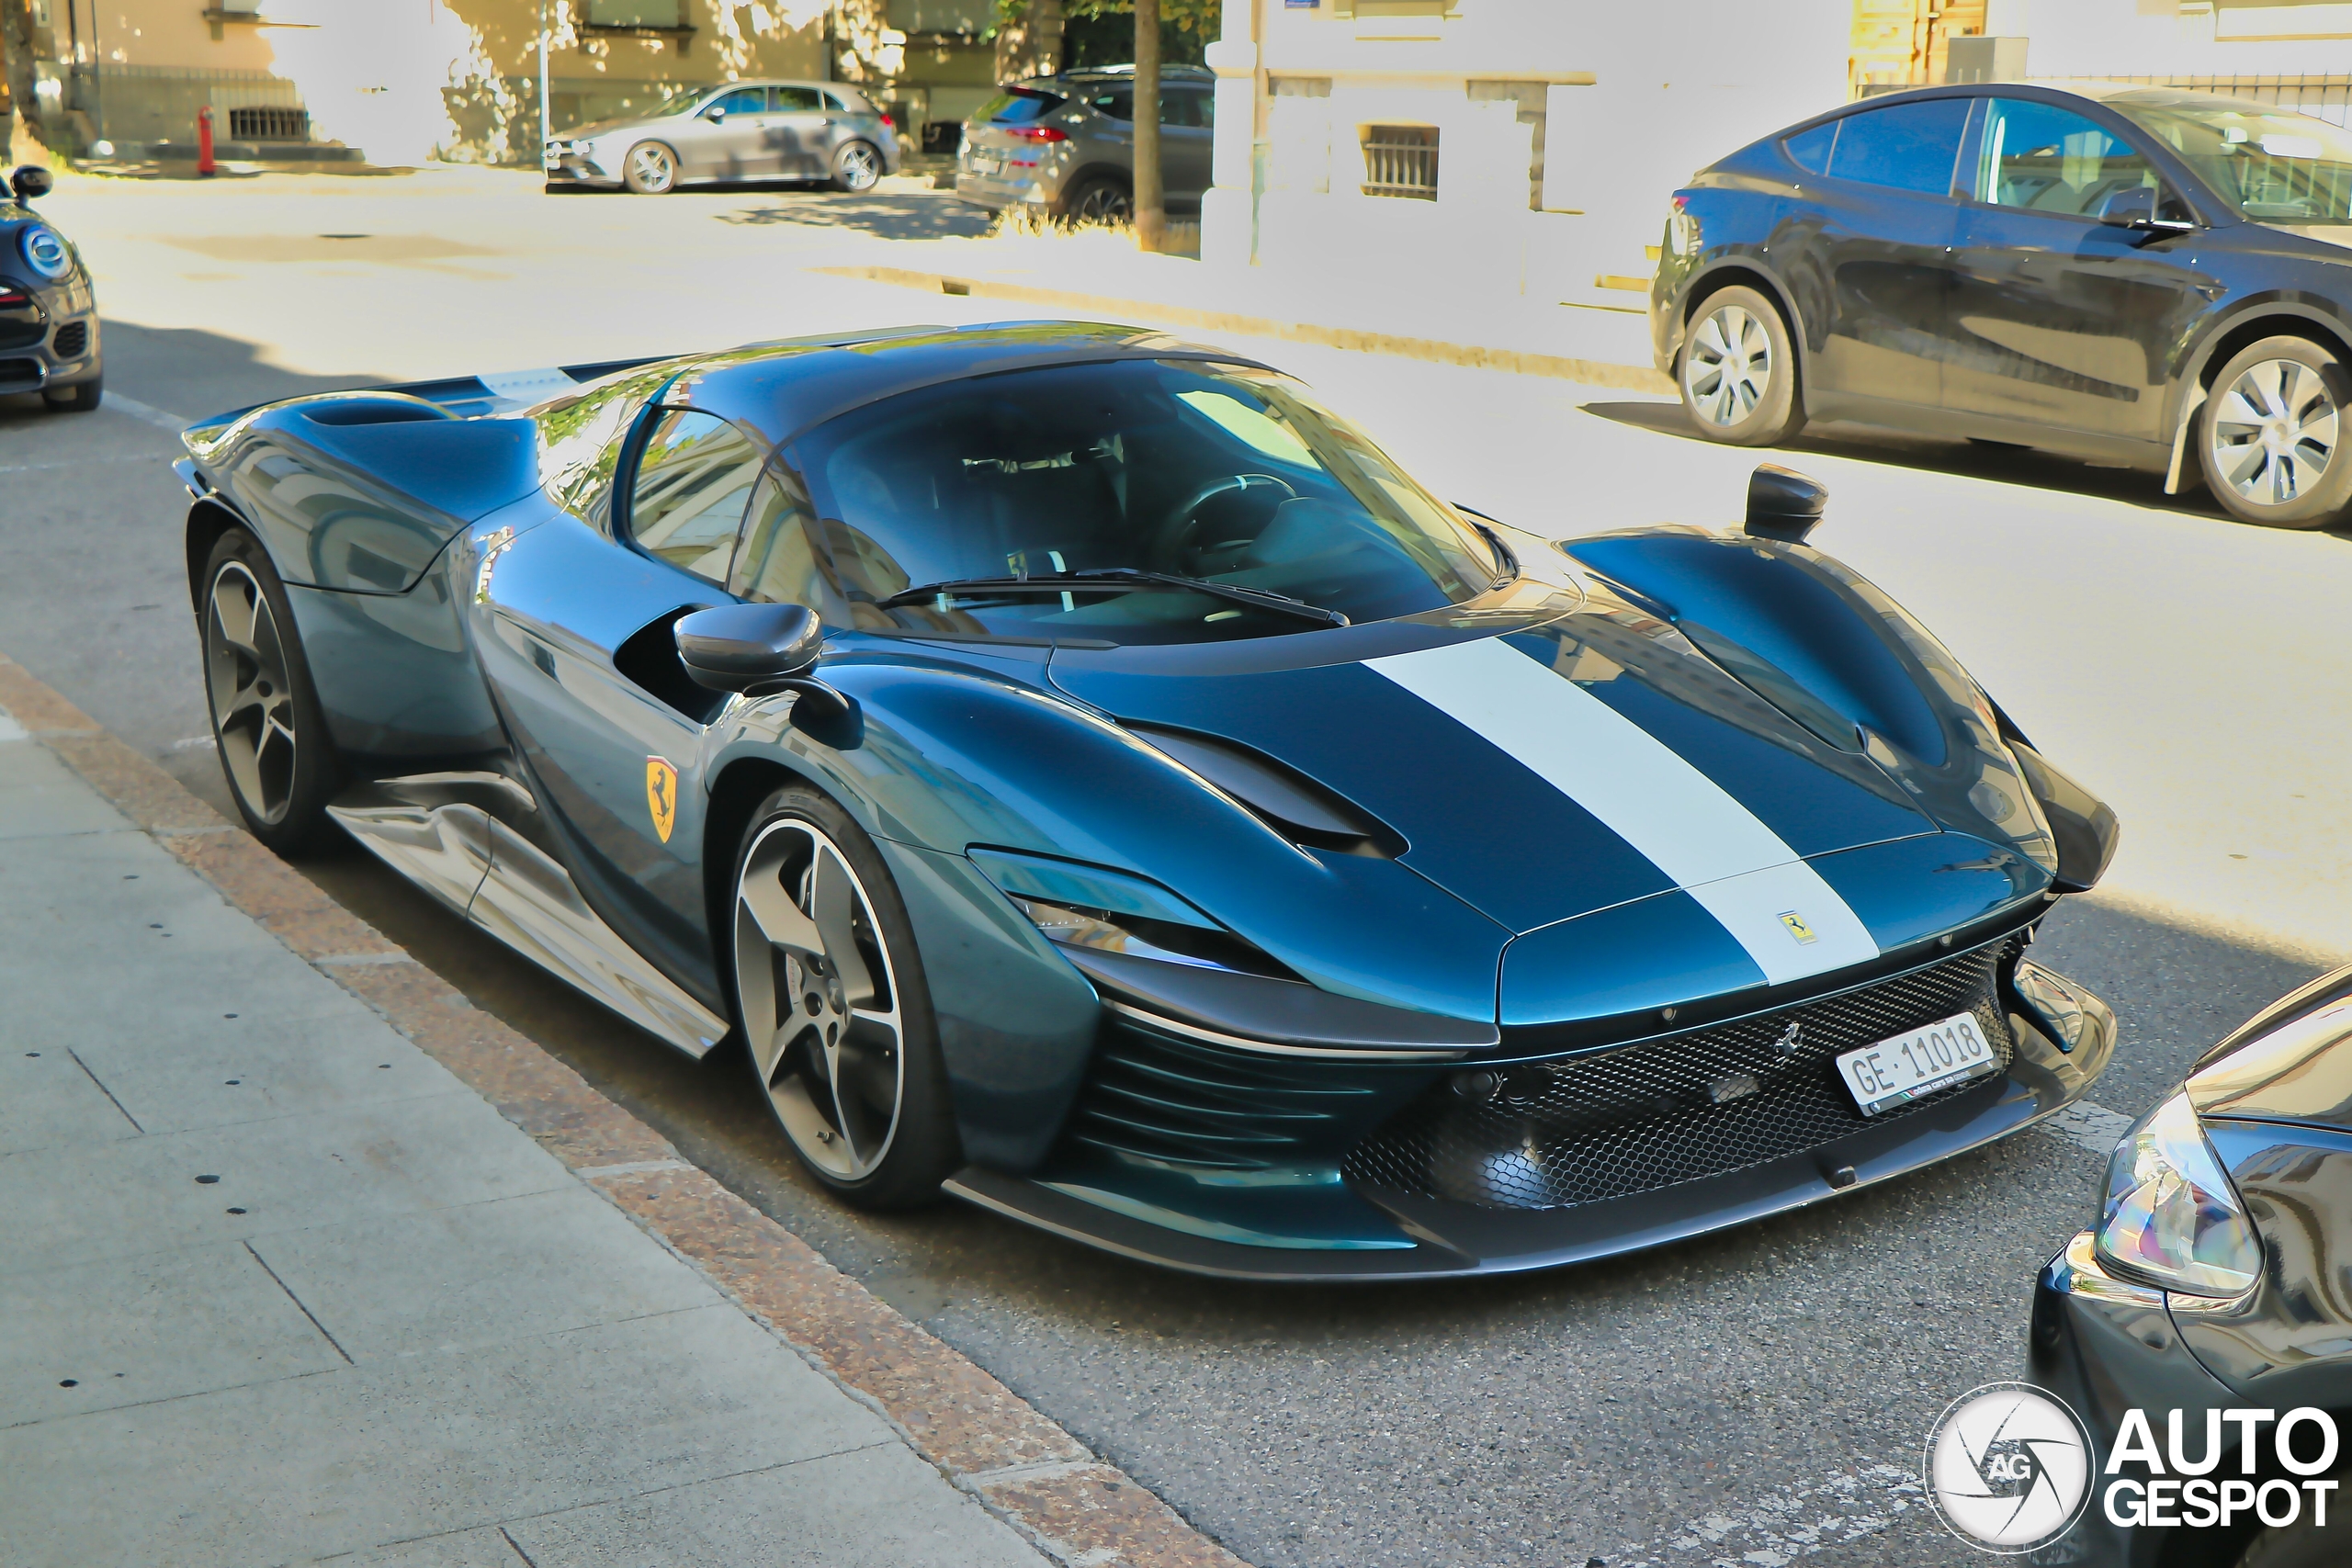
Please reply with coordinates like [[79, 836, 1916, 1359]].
[[1652, 84, 2352, 530]]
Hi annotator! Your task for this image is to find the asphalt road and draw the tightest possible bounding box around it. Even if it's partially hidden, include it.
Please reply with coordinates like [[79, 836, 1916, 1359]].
[[4, 167, 2346, 1568]]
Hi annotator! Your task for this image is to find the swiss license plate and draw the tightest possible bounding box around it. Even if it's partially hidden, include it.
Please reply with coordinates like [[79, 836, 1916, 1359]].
[[1837, 1010, 1998, 1117]]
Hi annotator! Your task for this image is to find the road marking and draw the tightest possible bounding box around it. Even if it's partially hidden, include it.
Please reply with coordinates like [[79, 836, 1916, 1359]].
[[104, 392, 190, 433], [1611, 1461, 1926, 1566], [0, 712, 26, 742], [1364, 637, 1879, 983], [2042, 1100, 2131, 1156]]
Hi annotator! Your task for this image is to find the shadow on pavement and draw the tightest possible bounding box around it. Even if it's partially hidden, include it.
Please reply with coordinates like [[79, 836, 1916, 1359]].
[[715, 191, 991, 240]]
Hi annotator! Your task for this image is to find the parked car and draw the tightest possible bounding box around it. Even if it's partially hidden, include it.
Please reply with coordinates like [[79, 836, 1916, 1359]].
[[1656, 84, 2352, 529], [0, 166, 101, 412], [2032, 965, 2352, 1567], [173, 321, 2119, 1279], [543, 80, 900, 195], [956, 64, 1216, 221]]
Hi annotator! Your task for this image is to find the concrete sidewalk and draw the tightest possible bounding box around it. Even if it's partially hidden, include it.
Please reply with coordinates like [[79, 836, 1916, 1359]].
[[0, 703, 1049, 1568]]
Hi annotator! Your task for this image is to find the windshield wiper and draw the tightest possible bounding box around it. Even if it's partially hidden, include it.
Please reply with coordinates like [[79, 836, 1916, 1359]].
[[878, 569, 1350, 626]]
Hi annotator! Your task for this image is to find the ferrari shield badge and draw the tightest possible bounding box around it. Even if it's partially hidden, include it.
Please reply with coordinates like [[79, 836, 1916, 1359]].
[[645, 756, 678, 844], [1778, 910, 1818, 945]]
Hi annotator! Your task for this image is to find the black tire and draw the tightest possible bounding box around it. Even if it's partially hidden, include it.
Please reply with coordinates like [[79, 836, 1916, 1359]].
[[198, 528, 344, 855], [2197, 335, 2352, 529], [829, 140, 885, 194], [2233, 1495, 2346, 1568], [728, 784, 958, 1210], [43, 373, 101, 413], [621, 141, 680, 195], [1059, 174, 1132, 226], [1678, 284, 1806, 447]]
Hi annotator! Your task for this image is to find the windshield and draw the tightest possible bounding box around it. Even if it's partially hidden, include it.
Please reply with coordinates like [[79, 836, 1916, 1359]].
[[768, 358, 1505, 645], [2109, 92, 2352, 223], [648, 88, 708, 118]]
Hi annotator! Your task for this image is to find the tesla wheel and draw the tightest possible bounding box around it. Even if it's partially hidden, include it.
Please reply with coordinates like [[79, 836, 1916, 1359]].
[[1060, 175, 1132, 227], [2198, 336, 2352, 528], [622, 141, 679, 195], [1679, 285, 1805, 447], [729, 785, 958, 1209], [830, 141, 884, 194], [44, 374, 101, 413], [200, 529, 343, 855]]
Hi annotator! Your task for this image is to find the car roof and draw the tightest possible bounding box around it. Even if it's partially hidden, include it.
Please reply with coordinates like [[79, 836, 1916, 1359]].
[[706, 79, 857, 94], [671, 321, 1272, 451]]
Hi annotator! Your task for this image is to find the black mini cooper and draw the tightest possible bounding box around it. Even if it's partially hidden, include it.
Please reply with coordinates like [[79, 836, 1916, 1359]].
[[1, 165, 101, 413], [1654, 84, 2352, 530]]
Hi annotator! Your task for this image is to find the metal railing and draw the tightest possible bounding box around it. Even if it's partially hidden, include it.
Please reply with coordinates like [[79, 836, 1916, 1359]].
[[1857, 74, 2352, 127], [1361, 127, 1439, 200]]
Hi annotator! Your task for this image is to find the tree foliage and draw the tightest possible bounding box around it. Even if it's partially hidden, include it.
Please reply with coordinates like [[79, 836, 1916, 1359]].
[[993, 0, 1218, 42]]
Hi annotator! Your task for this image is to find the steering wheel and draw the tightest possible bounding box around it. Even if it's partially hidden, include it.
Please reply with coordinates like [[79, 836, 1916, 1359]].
[[1151, 473, 1297, 571]]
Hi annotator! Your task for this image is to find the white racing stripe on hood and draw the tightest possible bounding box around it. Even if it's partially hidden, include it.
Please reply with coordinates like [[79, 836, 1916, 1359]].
[[1364, 637, 1880, 985]]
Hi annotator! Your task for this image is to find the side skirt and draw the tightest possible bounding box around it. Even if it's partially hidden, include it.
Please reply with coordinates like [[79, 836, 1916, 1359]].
[[330, 790, 729, 1058]]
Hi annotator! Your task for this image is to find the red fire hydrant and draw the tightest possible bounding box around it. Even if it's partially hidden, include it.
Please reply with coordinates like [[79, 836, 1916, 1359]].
[[197, 106, 216, 177]]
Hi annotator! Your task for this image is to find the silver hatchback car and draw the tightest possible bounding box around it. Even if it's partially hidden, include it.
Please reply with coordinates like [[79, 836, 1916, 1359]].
[[545, 80, 902, 195], [956, 66, 1215, 220]]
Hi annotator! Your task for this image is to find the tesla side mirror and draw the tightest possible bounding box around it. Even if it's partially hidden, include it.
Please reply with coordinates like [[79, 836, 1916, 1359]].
[[1744, 464, 1827, 543], [2097, 186, 2158, 228], [676, 603, 823, 691], [9, 165, 53, 202]]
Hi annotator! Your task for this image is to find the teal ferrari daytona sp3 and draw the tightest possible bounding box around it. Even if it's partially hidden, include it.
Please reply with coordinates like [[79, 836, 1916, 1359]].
[[175, 321, 2119, 1279]]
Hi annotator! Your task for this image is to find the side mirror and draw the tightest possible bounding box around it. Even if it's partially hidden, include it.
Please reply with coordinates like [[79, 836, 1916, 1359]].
[[2097, 186, 2158, 228], [676, 603, 823, 691], [704, 106, 727, 121], [1744, 464, 1827, 543], [9, 165, 53, 203]]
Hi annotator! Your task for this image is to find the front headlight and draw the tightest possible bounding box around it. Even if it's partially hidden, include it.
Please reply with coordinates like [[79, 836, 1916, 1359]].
[[2093, 1090, 2262, 1297], [19, 225, 72, 281], [1007, 895, 1285, 977]]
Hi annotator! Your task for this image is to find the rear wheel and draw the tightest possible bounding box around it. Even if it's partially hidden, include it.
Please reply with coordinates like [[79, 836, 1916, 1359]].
[[43, 374, 101, 413], [1679, 284, 1805, 446], [2198, 336, 2352, 528], [1060, 174, 1131, 226], [199, 529, 343, 855], [622, 141, 679, 195], [830, 140, 884, 193], [2233, 1499, 2346, 1568], [729, 785, 958, 1209]]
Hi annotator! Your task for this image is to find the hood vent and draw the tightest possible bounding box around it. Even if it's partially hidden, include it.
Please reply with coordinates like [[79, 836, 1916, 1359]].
[[1127, 722, 1405, 858]]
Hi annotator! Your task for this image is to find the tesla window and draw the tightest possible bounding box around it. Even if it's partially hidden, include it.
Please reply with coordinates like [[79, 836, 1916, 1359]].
[[776, 359, 1508, 643], [628, 410, 765, 583], [1826, 97, 1970, 195], [2112, 92, 2352, 223], [1972, 99, 2156, 217]]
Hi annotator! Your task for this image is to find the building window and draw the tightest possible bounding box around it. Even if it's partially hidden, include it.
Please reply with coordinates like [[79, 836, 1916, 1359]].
[[229, 107, 309, 141], [582, 0, 688, 28], [1362, 125, 1438, 200]]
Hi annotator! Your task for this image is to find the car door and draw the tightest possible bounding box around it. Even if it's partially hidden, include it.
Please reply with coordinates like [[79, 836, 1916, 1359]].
[[1943, 96, 2213, 448], [469, 403, 767, 1001], [1162, 85, 1215, 205], [1797, 96, 1973, 425], [683, 85, 775, 180], [770, 85, 831, 178]]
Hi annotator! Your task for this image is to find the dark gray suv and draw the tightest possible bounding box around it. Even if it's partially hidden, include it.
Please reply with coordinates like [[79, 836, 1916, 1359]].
[[955, 65, 1216, 221]]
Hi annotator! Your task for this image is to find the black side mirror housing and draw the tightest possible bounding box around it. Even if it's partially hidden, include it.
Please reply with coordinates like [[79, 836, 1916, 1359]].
[[9, 165, 54, 203], [676, 603, 823, 690], [2097, 186, 2159, 228], [1744, 464, 1827, 543]]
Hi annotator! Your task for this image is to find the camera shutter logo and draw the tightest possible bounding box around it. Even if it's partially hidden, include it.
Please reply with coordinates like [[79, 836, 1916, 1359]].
[[1925, 1382, 2094, 1553]]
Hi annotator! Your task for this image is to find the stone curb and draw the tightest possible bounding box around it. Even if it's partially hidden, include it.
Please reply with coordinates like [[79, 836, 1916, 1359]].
[[0, 651, 1249, 1568], [814, 261, 1678, 393]]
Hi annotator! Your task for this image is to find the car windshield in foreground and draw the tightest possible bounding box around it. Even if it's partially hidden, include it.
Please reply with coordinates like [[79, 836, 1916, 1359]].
[[756, 358, 1508, 646], [2110, 93, 2352, 223]]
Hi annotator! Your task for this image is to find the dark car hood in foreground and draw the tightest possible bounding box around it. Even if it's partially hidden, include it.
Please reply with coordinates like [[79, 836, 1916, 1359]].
[[1050, 575, 2053, 1024]]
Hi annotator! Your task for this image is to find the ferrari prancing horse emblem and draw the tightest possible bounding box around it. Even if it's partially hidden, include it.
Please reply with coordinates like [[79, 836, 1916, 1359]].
[[645, 756, 678, 843], [1778, 910, 1818, 945]]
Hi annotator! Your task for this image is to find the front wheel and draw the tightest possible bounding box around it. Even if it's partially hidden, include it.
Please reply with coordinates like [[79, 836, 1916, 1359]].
[[729, 786, 958, 1209], [622, 141, 679, 195], [1679, 285, 1805, 447], [830, 140, 884, 194], [2198, 335, 2352, 528], [200, 529, 344, 854], [44, 374, 101, 413]]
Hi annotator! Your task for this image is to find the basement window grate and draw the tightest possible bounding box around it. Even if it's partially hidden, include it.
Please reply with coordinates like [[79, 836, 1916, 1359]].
[[1362, 126, 1439, 200], [228, 107, 310, 141]]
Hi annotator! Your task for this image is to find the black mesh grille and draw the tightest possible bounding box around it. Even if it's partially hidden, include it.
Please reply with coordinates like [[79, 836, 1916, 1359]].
[[51, 321, 86, 358], [1064, 1020, 1385, 1170], [1343, 939, 2019, 1210]]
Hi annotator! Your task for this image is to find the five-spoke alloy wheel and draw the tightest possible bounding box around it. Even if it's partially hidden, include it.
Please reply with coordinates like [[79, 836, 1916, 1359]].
[[831, 141, 884, 194], [623, 141, 679, 195], [731, 788, 956, 1206], [2199, 336, 2352, 528], [200, 529, 340, 852], [1678, 284, 1805, 447]]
